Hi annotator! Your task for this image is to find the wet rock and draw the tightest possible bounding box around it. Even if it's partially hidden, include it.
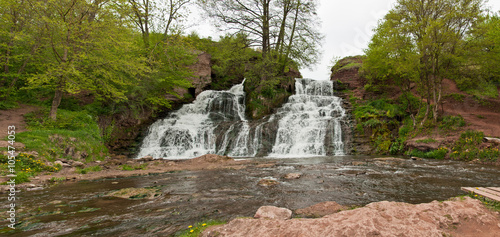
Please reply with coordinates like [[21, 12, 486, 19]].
[[27, 187, 44, 191], [284, 173, 302, 180], [340, 170, 366, 176], [254, 206, 292, 220], [191, 154, 233, 163], [351, 161, 367, 166], [295, 201, 346, 218], [107, 187, 162, 199], [258, 178, 279, 187], [373, 157, 406, 162]]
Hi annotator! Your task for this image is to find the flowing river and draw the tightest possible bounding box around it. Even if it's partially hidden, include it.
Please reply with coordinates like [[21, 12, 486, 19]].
[[2, 156, 499, 236]]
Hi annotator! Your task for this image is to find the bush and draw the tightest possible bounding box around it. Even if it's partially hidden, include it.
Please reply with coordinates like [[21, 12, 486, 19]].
[[408, 147, 448, 159], [450, 130, 499, 162]]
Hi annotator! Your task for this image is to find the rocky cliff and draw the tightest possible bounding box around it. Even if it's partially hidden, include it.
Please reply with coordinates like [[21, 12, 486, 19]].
[[103, 52, 213, 156]]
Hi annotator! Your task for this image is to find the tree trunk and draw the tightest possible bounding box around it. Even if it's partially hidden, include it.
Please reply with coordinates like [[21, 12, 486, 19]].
[[282, 0, 300, 73], [50, 87, 63, 121], [261, 0, 270, 58]]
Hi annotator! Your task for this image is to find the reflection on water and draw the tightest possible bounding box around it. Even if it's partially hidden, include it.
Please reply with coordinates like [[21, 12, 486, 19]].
[[3, 156, 500, 236]]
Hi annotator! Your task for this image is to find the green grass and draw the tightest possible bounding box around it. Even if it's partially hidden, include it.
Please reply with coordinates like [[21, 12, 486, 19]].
[[176, 220, 227, 237], [467, 193, 500, 213], [415, 138, 437, 144], [76, 165, 102, 174], [120, 163, 148, 171], [0, 152, 60, 184], [17, 108, 108, 162], [407, 147, 448, 159], [450, 130, 499, 162]]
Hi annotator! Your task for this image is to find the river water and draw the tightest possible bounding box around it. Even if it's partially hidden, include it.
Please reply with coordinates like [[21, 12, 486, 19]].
[[2, 156, 499, 236]]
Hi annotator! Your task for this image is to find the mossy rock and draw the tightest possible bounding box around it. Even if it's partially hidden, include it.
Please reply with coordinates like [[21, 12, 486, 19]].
[[107, 187, 162, 199]]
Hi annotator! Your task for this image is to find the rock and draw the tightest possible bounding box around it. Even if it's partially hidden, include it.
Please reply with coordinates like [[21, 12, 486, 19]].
[[484, 137, 500, 145], [352, 161, 367, 166], [28, 184, 36, 187], [191, 154, 233, 163], [27, 187, 44, 191], [405, 139, 439, 152], [340, 170, 366, 176], [49, 200, 63, 205], [73, 161, 85, 168], [111, 182, 119, 184], [295, 201, 346, 218], [284, 173, 302, 180], [203, 197, 500, 237], [411, 157, 423, 161], [254, 206, 292, 220], [373, 157, 406, 162], [258, 179, 279, 187], [139, 155, 154, 161], [55, 160, 71, 167], [107, 187, 161, 199]]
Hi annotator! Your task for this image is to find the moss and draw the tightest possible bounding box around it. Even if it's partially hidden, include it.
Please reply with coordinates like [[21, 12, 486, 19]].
[[330, 55, 365, 75]]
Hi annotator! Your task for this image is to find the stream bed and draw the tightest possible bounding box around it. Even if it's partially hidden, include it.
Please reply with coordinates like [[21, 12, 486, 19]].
[[2, 156, 499, 236]]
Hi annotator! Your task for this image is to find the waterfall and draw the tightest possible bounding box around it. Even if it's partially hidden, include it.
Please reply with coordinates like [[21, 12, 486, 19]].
[[137, 78, 346, 159]]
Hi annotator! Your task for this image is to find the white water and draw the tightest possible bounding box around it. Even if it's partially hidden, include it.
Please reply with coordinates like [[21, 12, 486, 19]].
[[269, 79, 345, 157], [137, 79, 346, 159]]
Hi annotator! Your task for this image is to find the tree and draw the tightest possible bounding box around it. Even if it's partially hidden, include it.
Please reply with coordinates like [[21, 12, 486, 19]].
[[198, 0, 322, 72], [26, 0, 150, 120], [363, 0, 486, 124], [125, 0, 191, 49]]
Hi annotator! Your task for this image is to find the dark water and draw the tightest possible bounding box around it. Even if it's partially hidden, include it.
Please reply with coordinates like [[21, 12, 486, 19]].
[[1, 156, 499, 236]]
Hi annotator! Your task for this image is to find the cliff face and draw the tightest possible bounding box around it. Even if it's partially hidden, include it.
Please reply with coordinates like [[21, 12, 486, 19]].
[[104, 52, 213, 156], [330, 56, 373, 155]]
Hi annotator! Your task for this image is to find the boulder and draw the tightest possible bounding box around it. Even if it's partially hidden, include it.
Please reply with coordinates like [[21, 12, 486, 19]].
[[254, 206, 292, 220], [284, 173, 302, 180], [295, 201, 346, 218], [73, 161, 85, 168]]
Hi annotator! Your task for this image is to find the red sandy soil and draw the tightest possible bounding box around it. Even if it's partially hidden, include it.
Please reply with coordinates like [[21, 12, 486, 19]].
[[440, 79, 500, 138], [0, 104, 38, 148]]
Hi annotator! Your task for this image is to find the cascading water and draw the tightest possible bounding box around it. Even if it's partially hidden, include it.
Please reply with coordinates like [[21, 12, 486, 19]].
[[137, 78, 347, 159], [269, 79, 345, 157]]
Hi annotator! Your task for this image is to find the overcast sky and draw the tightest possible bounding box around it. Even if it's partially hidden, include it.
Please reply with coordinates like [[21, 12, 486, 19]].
[[187, 0, 500, 80]]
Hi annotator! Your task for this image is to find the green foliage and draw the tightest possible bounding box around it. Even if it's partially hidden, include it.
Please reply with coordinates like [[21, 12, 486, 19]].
[[120, 163, 148, 171], [450, 130, 499, 162], [17, 108, 108, 162], [176, 220, 226, 237], [407, 147, 448, 160], [0, 152, 60, 184], [389, 138, 405, 155], [330, 56, 364, 75], [416, 138, 437, 144], [76, 165, 102, 174], [445, 93, 466, 102], [439, 116, 466, 131]]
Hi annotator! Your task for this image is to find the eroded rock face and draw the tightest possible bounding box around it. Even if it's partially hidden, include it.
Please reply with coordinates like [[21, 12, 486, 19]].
[[254, 206, 292, 220], [202, 197, 500, 237]]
